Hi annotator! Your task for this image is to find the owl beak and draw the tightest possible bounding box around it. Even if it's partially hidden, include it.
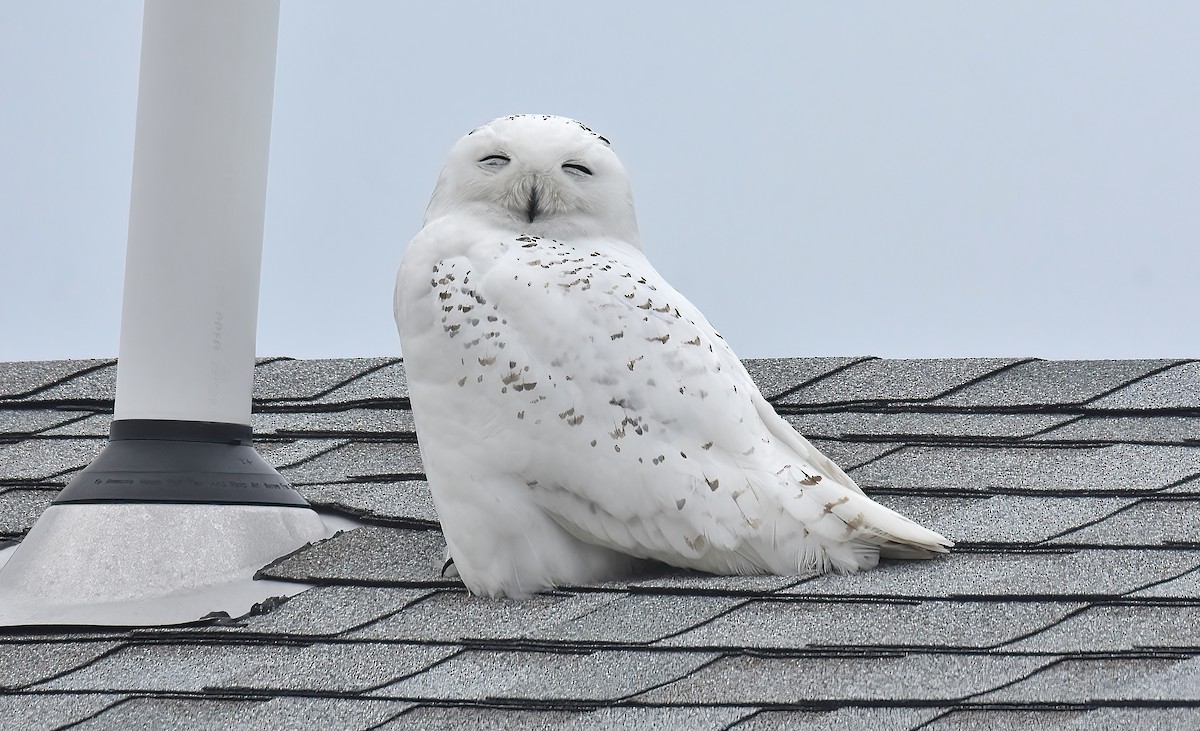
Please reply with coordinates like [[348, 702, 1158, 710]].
[[525, 183, 540, 223]]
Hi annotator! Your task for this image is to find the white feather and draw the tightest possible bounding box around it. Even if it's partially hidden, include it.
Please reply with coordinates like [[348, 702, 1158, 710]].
[[395, 115, 951, 598]]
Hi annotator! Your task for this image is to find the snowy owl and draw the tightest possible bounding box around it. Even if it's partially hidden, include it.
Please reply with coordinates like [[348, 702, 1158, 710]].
[[395, 114, 951, 598]]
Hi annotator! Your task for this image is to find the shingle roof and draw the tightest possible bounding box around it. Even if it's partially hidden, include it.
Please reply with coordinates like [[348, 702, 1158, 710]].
[[1, 355, 1198, 730]]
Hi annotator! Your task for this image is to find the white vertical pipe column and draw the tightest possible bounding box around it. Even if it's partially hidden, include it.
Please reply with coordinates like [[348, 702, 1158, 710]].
[[115, 0, 280, 425], [0, 0, 338, 629]]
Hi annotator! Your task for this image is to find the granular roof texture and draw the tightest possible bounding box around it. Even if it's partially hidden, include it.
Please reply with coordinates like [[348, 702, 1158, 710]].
[[1, 355, 1198, 730]]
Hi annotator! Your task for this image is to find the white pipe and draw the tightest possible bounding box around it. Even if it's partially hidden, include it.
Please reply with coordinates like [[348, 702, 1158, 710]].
[[114, 0, 281, 425]]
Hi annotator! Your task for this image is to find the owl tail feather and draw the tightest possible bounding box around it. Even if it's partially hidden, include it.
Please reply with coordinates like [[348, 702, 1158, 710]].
[[773, 475, 953, 574]]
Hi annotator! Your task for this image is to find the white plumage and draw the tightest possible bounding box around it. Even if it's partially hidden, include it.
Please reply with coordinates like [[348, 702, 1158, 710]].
[[394, 115, 951, 598]]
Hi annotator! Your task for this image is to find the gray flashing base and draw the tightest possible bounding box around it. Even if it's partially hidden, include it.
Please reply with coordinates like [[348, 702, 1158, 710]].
[[0, 420, 340, 627]]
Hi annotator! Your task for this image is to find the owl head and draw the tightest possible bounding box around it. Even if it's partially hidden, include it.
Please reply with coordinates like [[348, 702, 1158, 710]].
[[423, 115, 641, 248]]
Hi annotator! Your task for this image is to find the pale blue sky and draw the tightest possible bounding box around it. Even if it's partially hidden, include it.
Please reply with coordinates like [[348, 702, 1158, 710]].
[[2, 2, 1197, 362]]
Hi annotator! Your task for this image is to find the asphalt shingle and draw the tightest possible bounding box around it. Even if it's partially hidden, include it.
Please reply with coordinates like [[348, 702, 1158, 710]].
[[373, 648, 717, 702], [1130, 565, 1200, 599], [1, 355, 1196, 727], [0, 360, 111, 400], [780, 549, 1200, 599], [0, 409, 93, 435], [253, 358, 397, 402], [0, 641, 122, 690], [311, 360, 409, 404], [301, 480, 438, 524], [657, 598, 1082, 650], [26, 363, 117, 404], [1036, 415, 1200, 445], [1003, 604, 1200, 652], [252, 408, 415, 437], [40, 641, 456, 694], [1089, 360, 1200, 410], [919, 709, 1092, 731], [278, 441, 424, 483], [783, 411, 1071, 441], [224, 585, 430, 637], [0, 437, 105, 482], [0, 488, 56, 537], [74, 697, 414, 731], [635, 652, 1051, 704], [978, 656, 1200, 703], [850, 444, 1200, 494], [378, 706, 754, 731], [736, 707, 943, 731], [1049, 499, 1200, 546], [258, 525, 447, 585], [0, 692, 126, 731], [871, 494, 1134, 545], [742, 356, 873, 401], [775, 358, 1023, 406], [933, 359, 1179, 408]]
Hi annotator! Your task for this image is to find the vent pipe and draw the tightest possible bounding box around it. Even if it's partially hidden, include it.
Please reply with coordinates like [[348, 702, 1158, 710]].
[[0, 0, 332, 626]]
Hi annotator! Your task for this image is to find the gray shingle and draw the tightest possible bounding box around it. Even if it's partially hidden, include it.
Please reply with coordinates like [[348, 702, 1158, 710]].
[[253, 358, 397, 402], [920, 709, 1091, 730], [41, 641, 456, 693], [256, 438, 350, 472], [347, 589, 604, 642], [850, 444, 1200, 494], [775, 358, 1023, 406], [230, 585, 430, 636], [1058, 707, 1200, 730], [783, 411, 1070, 441], [36, 412, 112, 437], [0, 409, 94, 435], [279, 441, 424, 483], [75, 697, 413, 731], [29, 363, 117, 403], [0, 437, 105, 481], [737, 707, 943, 731], [537, 592, 743, 644], [1003, 604, 1200, 652], [1130, 565, 1200, 599], [0, 692, 125, 731], [572, 706, 754, 730], [373, 648, 717, 702], [0, 487, 55, 536], [311, 360, 409, 404], [742, 356, 873, 401], [258, 526, 447, 585], [1089, 360, 1200, 410], [253, 408, 415, 436], [872, 494, 1135, 545], [0, 641, 122, 690], [780, 550, 1200, 599], [1036, 415, 1200, 445], [350, 589, 739, 645], [616, 572, 812, 593], [1049, 499, 1200, 546], [381, 705, 754, 731], [636, 652, 1051, 704], [301, 480, 438, 524], [933, 359, 1180, 408], [4, 355, 1199, 725], [379, 707, 578, 731], [979, 656, 1200, 702], [0, 360, 112, 400], [809, 439, 899, 471], [657, 598, 1081, 650]]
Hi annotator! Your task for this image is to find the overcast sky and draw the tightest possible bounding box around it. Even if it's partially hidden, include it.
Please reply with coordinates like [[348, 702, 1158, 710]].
[[2, 2, 1196, 363]]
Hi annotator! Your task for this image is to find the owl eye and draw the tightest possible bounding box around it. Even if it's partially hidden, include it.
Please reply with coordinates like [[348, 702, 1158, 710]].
[[562, 163, 592, 177], [479, 155, 510, 168]]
